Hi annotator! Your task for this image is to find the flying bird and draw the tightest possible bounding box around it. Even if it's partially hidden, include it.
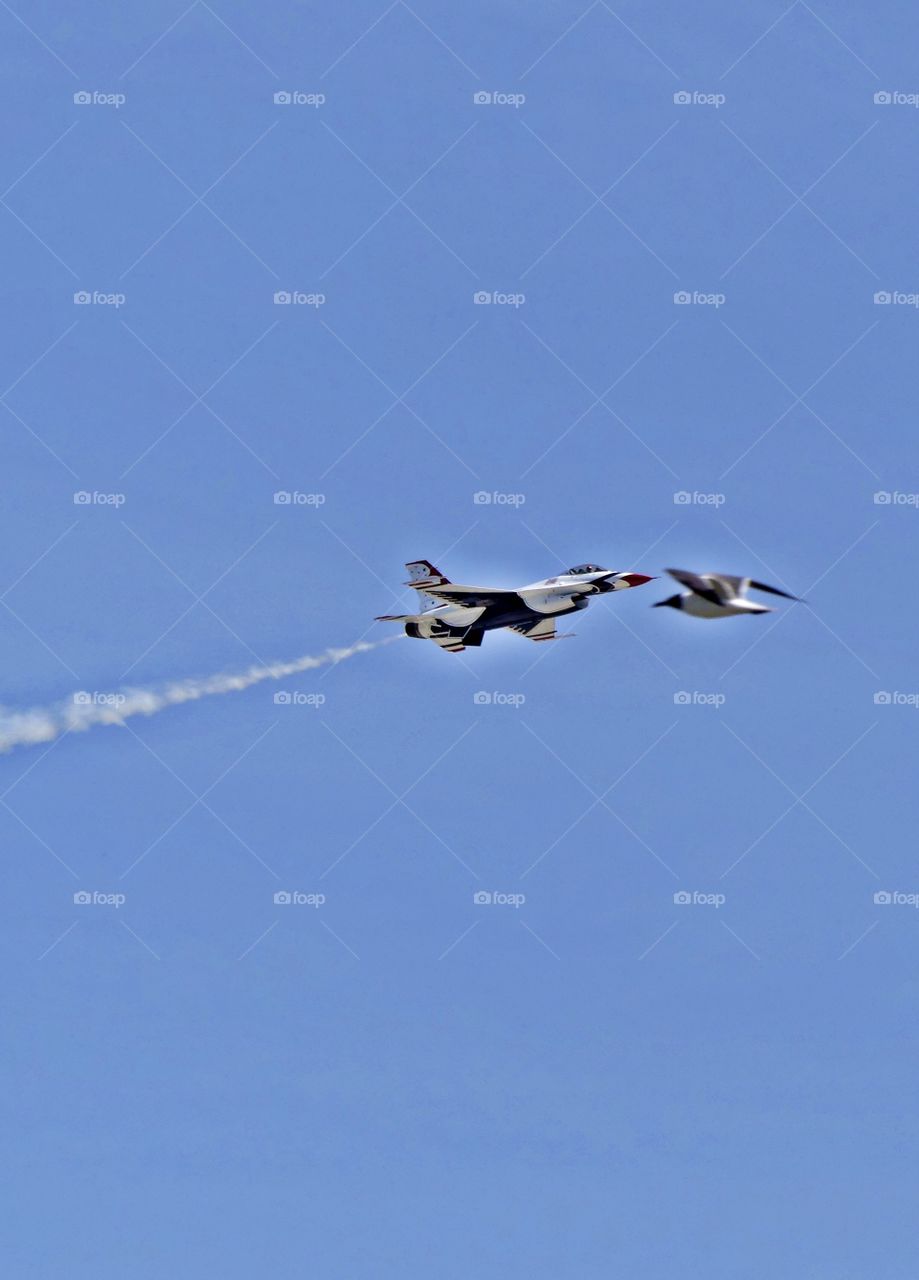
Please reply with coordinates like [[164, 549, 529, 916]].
[[376, 560, 654, 653], [653, 568, 801, 618]]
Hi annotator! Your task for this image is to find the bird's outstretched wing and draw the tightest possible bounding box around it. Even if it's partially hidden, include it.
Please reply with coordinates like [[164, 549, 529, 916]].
[[664, 567, 726, 606], [667, 568, 801, 603], [748, 579, 801, 601]]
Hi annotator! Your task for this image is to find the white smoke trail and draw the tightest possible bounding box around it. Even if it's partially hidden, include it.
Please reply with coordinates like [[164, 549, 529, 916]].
[[0, 637, 399, 755]]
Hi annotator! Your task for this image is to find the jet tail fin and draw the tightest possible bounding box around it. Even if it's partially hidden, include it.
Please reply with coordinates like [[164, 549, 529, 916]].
[[404, 559, 451, 613]]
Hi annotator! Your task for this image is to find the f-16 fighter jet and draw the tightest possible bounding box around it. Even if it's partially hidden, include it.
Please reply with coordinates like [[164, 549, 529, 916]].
[[376, 560, 655, 653], [653, 568, 801, 618]]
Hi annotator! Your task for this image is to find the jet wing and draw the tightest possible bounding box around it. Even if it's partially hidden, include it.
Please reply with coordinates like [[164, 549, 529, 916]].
[[420, 584, 521, 610], [508, 617, 570, 642]]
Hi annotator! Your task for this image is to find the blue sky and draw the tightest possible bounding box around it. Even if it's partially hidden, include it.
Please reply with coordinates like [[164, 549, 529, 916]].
[[1, 1, 918, 1275]]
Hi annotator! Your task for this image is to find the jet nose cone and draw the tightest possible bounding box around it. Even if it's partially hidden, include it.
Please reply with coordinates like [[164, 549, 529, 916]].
[[620, 573, 655, 588]]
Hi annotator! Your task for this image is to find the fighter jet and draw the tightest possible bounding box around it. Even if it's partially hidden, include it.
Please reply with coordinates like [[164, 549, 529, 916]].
[[376, 560, 655, 653], [653, 568, 801, 618]]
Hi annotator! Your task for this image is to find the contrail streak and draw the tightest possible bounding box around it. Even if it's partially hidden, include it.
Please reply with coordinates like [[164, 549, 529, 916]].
[[0, 638, 398, 754]]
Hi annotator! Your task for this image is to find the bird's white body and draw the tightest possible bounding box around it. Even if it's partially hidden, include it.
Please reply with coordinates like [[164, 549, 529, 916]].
[[679, 593, 770, 619], [654, 569, 800, 619]]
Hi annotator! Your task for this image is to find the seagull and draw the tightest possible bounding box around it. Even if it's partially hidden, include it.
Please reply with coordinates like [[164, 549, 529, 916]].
[[653, 568, 802, 618]]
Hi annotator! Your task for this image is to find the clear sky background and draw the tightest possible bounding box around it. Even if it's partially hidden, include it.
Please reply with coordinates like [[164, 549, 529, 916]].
[[1, 2, 917, 1276]]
